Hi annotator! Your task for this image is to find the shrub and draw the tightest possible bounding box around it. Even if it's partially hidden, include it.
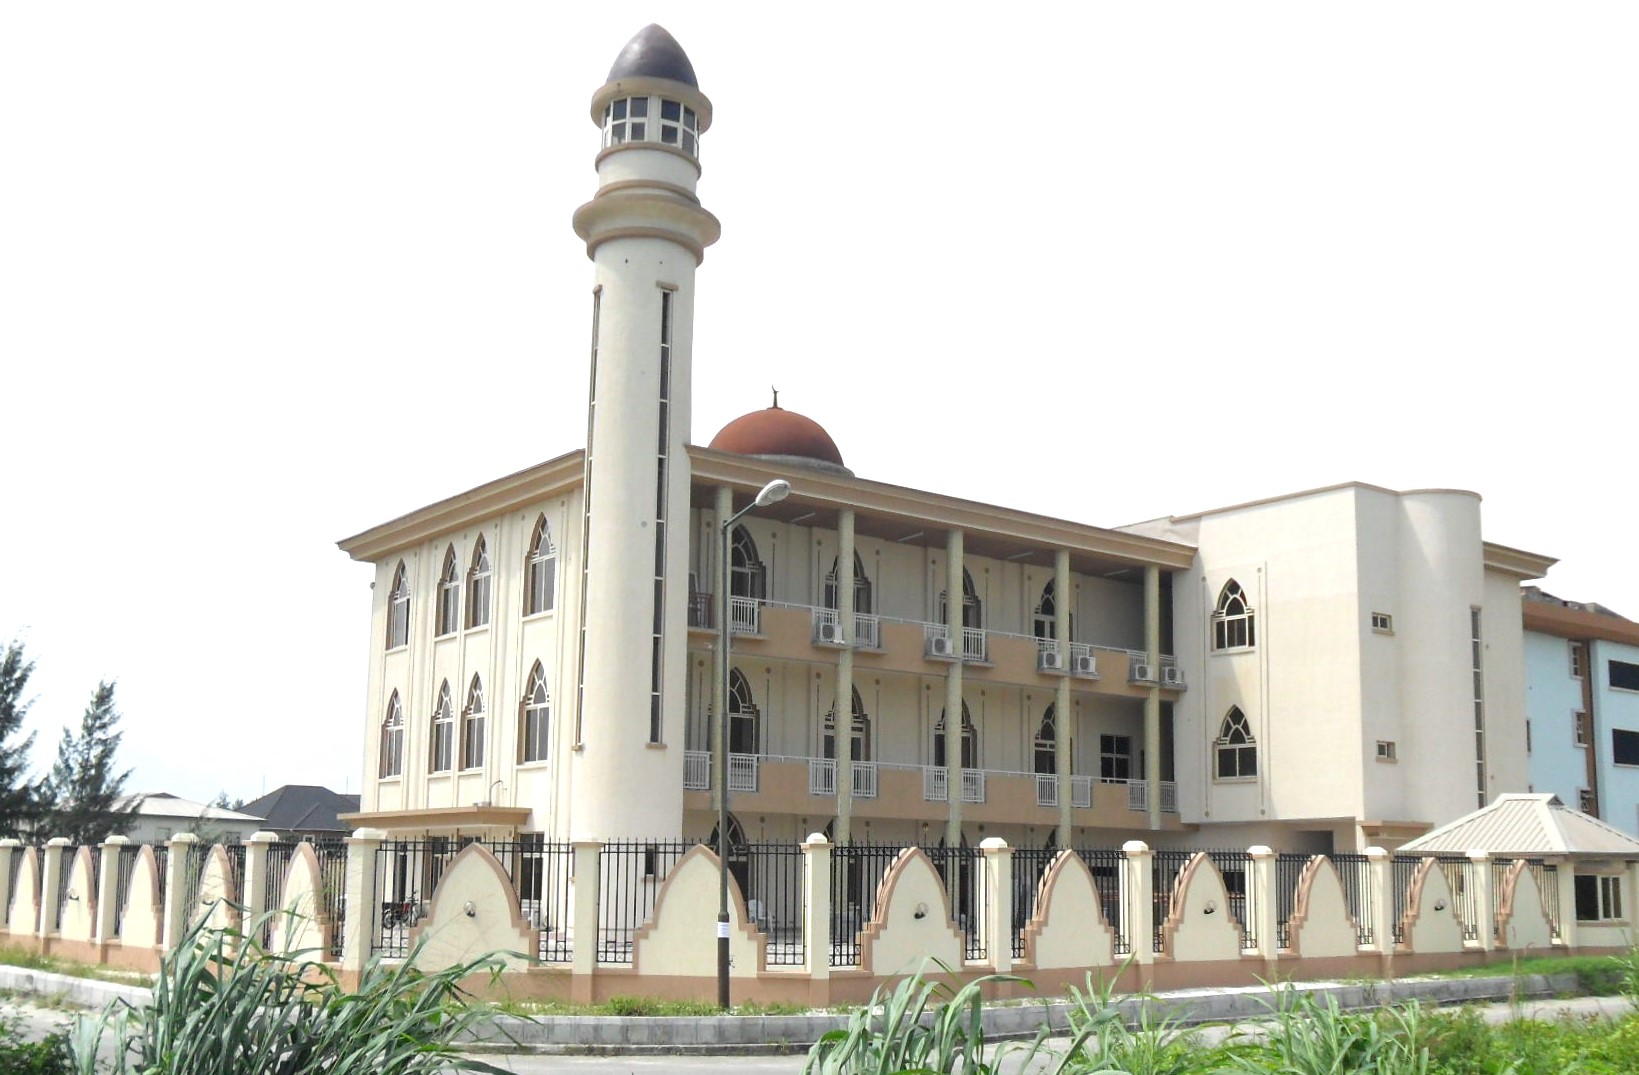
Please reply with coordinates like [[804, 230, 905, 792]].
[[0, 1010, 71, 1075]]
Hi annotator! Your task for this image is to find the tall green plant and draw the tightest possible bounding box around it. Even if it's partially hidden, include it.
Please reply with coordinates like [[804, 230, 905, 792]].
[[68, 907, 509, 1074], [1051, 969, 1215, 1075]]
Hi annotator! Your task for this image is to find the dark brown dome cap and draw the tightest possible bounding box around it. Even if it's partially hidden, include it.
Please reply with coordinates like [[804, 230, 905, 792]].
[[607, 24, 699, 88], [709, 405, 850, 473]]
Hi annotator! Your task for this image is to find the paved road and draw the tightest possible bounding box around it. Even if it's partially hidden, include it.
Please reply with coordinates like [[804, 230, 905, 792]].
[[8, 995, 1632, 1074]]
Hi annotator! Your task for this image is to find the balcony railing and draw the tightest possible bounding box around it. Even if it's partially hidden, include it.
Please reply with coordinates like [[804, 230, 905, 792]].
[[730, 595, 761, 635], [1035, 774, 1095, 808], [1126, 780, 1180, 814], [923, 767, 986, 803], [923, 624, 988, 662], [684, 750, 709, 790], [728, 753, 758, 793], [688, 592, 714, 629], [809, 608, 883, 649], [807, 758, 878, 799]]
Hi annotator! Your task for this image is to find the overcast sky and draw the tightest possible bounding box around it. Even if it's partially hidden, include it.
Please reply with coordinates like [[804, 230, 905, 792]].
[[2, 3, 1634, 807]]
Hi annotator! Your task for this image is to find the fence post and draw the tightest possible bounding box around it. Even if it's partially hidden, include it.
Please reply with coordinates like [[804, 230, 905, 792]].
[[340, 828, 384, 980], [1122, 840, 1154, 975], [1247, 845, 1278, 966], [1364, 847, 1392, 971], [162, 833, 197, 951], [1467, 849, 1493, 952], [243, 831, 277, 934], [1552, 857, 1576, 948], [0, 838, 17, 933], [41, 838, 70, 942], [94, 836, 127, 945], [979, 837, 1011, 975], [801, 833, 831, 1003], [571, 840, 601, 1004]]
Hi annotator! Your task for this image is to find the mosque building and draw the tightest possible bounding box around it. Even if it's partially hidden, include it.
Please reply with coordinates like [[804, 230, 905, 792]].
[[338, 25, 1554, 855]]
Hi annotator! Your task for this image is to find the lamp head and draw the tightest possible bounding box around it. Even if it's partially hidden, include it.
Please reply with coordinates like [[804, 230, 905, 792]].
[[753, 479, 791, 508]]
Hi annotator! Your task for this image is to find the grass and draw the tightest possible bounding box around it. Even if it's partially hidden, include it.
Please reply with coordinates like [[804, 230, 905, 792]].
[[497, 995, 813, 1017], [1403, 952, 1634, 996], [0, 946, 150, 987]]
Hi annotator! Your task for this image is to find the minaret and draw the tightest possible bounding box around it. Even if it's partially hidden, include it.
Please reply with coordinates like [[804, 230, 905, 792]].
[[568, 26, 720, 839]]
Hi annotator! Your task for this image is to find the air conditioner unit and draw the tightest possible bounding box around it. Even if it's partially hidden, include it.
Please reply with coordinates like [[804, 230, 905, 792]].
[[816, 621, 845, 645], [928, 635, 955, 658], [1071, 654, 1097, 676], [1130, 661, 1156, 682], [1038, 650, 1065, 671], [1161, 666, 1185, 687]]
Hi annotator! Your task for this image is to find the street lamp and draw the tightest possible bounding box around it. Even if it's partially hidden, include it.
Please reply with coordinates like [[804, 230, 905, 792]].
[[717, 477, 790, 1010]]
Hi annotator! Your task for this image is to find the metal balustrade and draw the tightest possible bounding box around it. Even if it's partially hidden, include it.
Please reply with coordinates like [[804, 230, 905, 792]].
[[1126, 780, 1181, 814], [729, 595, 761, 634], [683, 750, 709, 790], [728, 753, 759, 793], [807, 758, 879, 798]]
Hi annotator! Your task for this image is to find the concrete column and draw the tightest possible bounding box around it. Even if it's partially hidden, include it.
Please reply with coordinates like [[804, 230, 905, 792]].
[[1054, 550, 1073, 847], [1468, 849, 1494, 951], [1552, 857, 1576, 948], [94, 837, 127, 945], [0, 839, 18, 929], [835, 509, 856, 844], [339, 828, 384, 974], [40, 838, 68, 939], [1144, 565, 1162, 830], [162, 833, 197, 951], [800, 833, 831, 989], [1122, 840, 1154, 967], [1365, 847, 1394, 972], [979, 837, 1011, 973], [1248, 845, 1279, 964], [571, 840, 601, 1002], [944, 528, 965, 848], [243, 831, 278, 935], [712, 484, 733, 819]]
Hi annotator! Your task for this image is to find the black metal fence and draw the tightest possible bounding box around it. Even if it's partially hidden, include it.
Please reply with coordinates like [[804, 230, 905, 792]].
[[1011, 847, 1058, 958], [829, 844, 902, 966], [1200, 849, 1253, 949], [225, 845, 247, 907], [1274, 853, 1309, 948], [598, 840, 695, 963], [315, 841, 347, 959], [737, 842, 805, 967], [1151, 850, 1195, 952], [1074, 847, 1126, 954], [923, 845, 986, 961], [1330, 853, 1375, 946], [179, 842, 209, 925], [3, 845, 23, 915], [114, 843, 141, 936], [1390, 855, 1421, 944], [153, 846, 169, 920], [1535, 861, 1562, 942], [53, 847, 76, 930], [260, 843, 297, 947], [1434, 855, 1480, 941]]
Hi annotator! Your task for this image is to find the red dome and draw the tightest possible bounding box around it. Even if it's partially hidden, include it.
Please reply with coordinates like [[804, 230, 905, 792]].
[[708, 406, 846, 468]]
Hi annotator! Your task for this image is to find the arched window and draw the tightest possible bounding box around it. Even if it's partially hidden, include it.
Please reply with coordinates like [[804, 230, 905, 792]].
[[934, 702, 978, 769], [729, 525, 766, 600], [466, 535, 492, 628], [1215, 707, 1257, 779], [386, 563, 410, 650], [1033, 705, 1057, 775], [822, 687, 871, 762], [429, 680, 454, 773], [379, 691, 404, 777], [823, 552, 873, 615], [524, 515, 556, 615], [727, 668, 759, 755], [519, 661, 551, 763], [1213, 579, 1255, 651], [436, 546, 460, 637], [937, 568, 982, 629], [1033, 579, 1073, 641], [461, 674, 485, 770]]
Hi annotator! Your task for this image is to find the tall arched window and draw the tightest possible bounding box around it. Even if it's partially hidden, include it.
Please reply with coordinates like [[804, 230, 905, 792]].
[[519, 661, 551, 763], [466, 535, 492, 628], [729, 525, 766, 600], [386, 563, 410, 650], [1213, 579, 1255, 650], [933, 702, 978, 769], [1034, 705, 1057, 775], [524, 515, 556, 615], [461, 674, 485, 770], [823, 552, 873, 614], [436, 546, 460, 637], [1215, 707, 1257, 779], [727, 668, 759, 755], [822, 687, 871, 762], [379, 691, 404, 777], [1034, 579, 1074, 641], [937, 568, 982, 629], [429, 680, 455, 773]]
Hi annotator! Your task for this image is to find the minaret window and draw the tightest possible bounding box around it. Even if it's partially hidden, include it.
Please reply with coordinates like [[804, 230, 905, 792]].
[[823, 553, 872, 615], [379, 691, 404, 778], [461, 675, 485, 770], [658, 99, 699, 155], [436, 546, 461, 637], [385, 562, 410, 650], [933, 703, 978, 769], [602, 96, 648, 145], [602, 96, 699, 157], [429, 680, 455, 773], [1215, 707, 1257, 779], [520, 661, 551, 763], [525, 515, 557, 615], [466, 535, 492, 629], [1212, 579, 1255, 651]]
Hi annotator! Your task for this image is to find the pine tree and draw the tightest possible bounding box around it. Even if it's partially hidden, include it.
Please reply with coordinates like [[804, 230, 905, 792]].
[[0, 641, 42, 838], [40, 680, 137, 845]]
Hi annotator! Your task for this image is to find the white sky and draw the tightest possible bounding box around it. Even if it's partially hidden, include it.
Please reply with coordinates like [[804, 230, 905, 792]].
[[2, 3, 1634, 805]]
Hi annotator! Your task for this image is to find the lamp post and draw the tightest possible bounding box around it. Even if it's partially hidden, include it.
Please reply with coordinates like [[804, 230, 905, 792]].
[[716, 477, 790, 1010]]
